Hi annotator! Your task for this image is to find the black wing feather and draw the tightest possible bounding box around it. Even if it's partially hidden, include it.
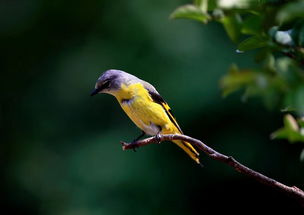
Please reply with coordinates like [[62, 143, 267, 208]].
[[147, 90, 183, 134]]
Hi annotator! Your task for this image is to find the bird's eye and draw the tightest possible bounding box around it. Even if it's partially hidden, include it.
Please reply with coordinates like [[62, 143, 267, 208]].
[[102, 80, 111, 89]]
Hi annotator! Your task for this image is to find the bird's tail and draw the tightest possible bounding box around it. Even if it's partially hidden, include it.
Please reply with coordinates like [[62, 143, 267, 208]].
[[172, 140, 200, 164]]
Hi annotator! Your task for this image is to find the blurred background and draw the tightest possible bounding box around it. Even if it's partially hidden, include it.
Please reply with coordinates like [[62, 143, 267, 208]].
[[1, 0, 303, 214]]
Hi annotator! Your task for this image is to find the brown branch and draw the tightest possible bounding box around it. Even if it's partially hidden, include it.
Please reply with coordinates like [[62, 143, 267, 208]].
[[121, 134, 304, 205]]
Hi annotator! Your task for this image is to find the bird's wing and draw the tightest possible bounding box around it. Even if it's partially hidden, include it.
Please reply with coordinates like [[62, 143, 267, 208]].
[[141, 81, 183, 134]]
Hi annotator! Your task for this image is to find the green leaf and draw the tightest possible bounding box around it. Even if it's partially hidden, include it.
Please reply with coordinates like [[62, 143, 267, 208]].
[[275, 57, 297, 77], [271, 128, 304, 143], [271, 114, 304, 143], [293, 86, 304, 115], [298, 118, 304, 127], [220, 65, 257, 97], [194, 0, 208, 12], [268, 26, 279, 38], [237, 35, 268, 51], [284, 114, 299, 131], [277, 1, 304, 24], [255, 49, 276, 72], [241, 14, 263, 35], [284, 86, 304, 116], [170, 4, 210, 23], [298, 25, 304, 47], [221, 64, 287, 107], [207, 0, 217, 10], [220, 14, 242, 43], [291, 20, 304, 47], [194, 0, 203, 6], [264, 52, 275, 72]]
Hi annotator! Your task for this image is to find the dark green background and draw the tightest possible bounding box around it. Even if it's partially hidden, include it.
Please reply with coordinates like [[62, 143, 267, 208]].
[[1, 0, 303, 214]]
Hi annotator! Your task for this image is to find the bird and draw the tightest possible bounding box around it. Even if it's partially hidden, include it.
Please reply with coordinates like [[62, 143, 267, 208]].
[[91, 69, 200, 164]]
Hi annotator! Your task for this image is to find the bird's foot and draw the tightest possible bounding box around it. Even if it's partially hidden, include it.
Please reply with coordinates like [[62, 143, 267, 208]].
[[132, 131, 145, 143], [155, 133, 161, 144], [130, 141, 138, 152]]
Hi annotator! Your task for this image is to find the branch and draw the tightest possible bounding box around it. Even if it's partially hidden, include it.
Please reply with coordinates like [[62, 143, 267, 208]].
[[121, 134, 304, 205]]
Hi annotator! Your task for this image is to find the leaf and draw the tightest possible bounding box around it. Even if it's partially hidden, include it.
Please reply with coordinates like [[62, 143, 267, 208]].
[[277, 1, 304, 24], [275, 57, 301, 85], [264, 52, 275, 72], [194, 0, 203, 6], [237, 35, 268, 51], [170, 4, 210, 23], [194, 0, 208, 12], [194, 0, 217, 10], [241, 14, 263, 35], [293, 86, 304, 115], [298, 24, 304, 47], [284, 114, 299, 131], [207, 0, 217, 10], [220, 65, 257, 97], [255, 49, 276, 72], [271, 114, 304, 143], [276, 57, 293, 74], [291, 20, 304, 47], [221, 64, 287, 108], [220, 14, 242, 43], [268, 26, 279, 38], [271, 128, 304, 143], [298, 118, 304, 127], [284, 86, 304, 116]]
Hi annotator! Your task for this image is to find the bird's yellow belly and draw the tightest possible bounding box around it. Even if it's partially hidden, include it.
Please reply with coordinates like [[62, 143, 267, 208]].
[[119, 96, 172, 135]]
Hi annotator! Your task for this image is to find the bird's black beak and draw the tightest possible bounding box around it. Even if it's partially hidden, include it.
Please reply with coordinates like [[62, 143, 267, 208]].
[[90, 88, 100, 96]]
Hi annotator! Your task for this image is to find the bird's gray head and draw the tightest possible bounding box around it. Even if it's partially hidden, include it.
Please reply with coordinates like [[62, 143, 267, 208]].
[[90, 69, 140, 96]]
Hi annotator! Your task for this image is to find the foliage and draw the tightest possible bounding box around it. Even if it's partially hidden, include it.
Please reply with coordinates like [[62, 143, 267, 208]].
[[171, 0, 304, 158], [3, 1, 304, 213]]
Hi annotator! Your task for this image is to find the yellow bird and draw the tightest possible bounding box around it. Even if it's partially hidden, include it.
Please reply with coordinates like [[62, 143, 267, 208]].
[[91, 69, 200, 164]]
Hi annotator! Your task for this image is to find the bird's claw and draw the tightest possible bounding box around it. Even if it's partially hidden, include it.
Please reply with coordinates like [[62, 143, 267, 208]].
[[155, 133, 161, 144], [131, 143, 138, 152]]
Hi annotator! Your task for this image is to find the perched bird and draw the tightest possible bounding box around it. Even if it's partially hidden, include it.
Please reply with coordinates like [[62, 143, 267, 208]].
[[91, 69, 200, 164]]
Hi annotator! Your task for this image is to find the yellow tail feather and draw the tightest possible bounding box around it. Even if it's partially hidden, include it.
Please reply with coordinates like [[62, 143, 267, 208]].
[[172, 140, 200, 164]]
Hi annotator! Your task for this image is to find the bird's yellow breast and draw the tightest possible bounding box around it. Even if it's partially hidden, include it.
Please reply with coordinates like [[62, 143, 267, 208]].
[[112, 83, 176, 135]]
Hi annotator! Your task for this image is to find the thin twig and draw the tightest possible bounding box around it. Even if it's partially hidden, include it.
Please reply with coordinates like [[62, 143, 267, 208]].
[[121, 134, 304, 205]]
